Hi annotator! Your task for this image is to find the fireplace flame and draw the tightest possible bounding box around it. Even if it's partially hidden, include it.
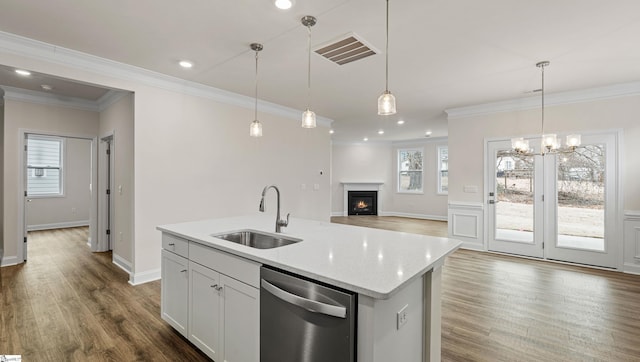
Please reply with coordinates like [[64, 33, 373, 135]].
[[356, 200, 368, 209]]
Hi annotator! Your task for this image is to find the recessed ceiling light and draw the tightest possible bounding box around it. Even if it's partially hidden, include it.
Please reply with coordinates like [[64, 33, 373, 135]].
[[363, 137, 369, 142], [15, 69, 31, 76], [41, 84, 53, 91], [425, 130, 433, 137], [329, 129, 335, 134], [378, 129, 384, 135], [179, 60, 193, 68], [397, 120, 405, 125], [274, 0, 293, 10]]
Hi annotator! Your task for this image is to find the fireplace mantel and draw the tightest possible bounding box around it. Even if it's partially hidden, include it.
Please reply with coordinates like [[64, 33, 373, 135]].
[[341, 182, 384, 216]]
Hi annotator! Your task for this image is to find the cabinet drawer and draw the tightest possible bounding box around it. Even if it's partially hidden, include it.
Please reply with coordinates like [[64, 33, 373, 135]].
[[162, 233, 189, 258], [189, 242, 261, 288]]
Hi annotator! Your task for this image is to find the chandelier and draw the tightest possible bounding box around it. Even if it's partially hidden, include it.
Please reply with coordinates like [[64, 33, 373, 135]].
[[511, 61, 581, 155]]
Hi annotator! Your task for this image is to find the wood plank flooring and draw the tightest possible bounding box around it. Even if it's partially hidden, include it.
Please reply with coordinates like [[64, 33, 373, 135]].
[[0, 227, 210, 362], [332, 216, 640, 361], [2, 222, 640, 361]]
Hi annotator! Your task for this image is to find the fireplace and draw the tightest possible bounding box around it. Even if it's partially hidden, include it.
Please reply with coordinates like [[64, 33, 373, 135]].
[[348, 191, 378, 215]]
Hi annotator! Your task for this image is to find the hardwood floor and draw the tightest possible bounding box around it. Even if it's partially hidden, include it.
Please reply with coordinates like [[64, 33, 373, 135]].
[[2, 223, 640, 361], [332, 216, 640, 362], [0, 227, 210, 361]]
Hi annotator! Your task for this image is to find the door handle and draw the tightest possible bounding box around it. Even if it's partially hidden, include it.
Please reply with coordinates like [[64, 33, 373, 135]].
[[261, 279, 347, 319], [488, 200, 495, 204], [27, 199, 33, 202]]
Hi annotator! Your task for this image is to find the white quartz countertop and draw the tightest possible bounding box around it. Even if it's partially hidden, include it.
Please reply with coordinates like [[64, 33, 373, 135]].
[[157, 214, 462, 299]]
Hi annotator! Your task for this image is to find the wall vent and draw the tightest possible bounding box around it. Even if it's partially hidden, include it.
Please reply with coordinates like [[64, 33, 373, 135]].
[[314, 33, 378, 65]]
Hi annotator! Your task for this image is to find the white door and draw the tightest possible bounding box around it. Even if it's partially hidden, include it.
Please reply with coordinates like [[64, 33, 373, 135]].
[[487, 140, 544, 258], [487, 132, 619, 269], [189, 262, 222, 361], [544, 133, 618, 268]]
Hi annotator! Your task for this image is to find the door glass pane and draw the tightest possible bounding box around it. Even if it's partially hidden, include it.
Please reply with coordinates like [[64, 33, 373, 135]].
[[496, 151, 535, 242], [556, 145, 605, 251]]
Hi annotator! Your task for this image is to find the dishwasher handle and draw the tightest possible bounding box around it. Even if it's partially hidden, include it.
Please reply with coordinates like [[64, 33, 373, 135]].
[[261, 279, 347, 319]]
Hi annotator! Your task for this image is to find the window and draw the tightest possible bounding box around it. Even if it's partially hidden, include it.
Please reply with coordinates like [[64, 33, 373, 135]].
[[438, 146, 448, 194], [27, 135, 64, 196], [398, 148, 423, 193]]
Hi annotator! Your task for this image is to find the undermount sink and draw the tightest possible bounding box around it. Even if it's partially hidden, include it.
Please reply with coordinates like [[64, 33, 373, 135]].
[[211, 229, 302, 249]]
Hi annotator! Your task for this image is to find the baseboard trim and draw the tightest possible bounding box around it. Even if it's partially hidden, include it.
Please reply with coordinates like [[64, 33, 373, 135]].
[[27, 220, 90, 231], [459, 242, 485, 251], [624, 262, 640, 275], [113, 253, 132, 274], [330, 211, 447, 222], [129, 268, 161, 286], [382, 212, 447, 221], [0, 255, 20, 267]]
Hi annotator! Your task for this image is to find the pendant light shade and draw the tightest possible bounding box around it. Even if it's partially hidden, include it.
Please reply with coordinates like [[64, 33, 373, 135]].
[[378, 90, 396, 115], [250, 119, 262, 137], [249, 43, 263, 137], [302, 109, 316, 128], [378, 0, 396, 115], [301, 15, 317, 128]]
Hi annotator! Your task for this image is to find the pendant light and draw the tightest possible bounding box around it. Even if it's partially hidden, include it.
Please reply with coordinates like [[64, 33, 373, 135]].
[[511, 61, 581, 155], [301, 15, 317, 128], [377, 0, 396, 115], [249, 43, 263, 137]]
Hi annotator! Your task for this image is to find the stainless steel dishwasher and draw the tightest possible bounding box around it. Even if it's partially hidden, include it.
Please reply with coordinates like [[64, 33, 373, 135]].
[[260, 266, 356, 362]]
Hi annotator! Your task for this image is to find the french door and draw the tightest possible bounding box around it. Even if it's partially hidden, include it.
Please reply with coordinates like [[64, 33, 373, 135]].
[[487, 132, 619, 269]]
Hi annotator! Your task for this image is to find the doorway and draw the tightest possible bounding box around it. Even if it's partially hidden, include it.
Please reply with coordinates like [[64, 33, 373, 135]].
[[20, 130, 98, 262], [486, 132, 620, 269]]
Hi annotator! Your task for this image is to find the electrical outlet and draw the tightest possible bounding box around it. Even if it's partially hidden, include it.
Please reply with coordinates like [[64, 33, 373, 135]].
[[397, 304, 408, 330]]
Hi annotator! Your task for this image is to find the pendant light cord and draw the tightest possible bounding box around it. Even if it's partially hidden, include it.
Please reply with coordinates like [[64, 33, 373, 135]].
[[307, 24, 312, 108], [540, 63, 545, 135], [385, 0, 390, 92], [254, 50, 259, 120]]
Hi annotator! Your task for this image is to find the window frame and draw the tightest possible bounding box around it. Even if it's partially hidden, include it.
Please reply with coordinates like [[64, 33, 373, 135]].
[[26, 135, 65, 198], [437, 145, 448, 195], [397, 147, 424, 194]]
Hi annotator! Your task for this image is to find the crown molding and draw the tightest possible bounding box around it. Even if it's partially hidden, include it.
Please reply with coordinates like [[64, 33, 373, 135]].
[[97, 90, 129, 112], [0, 31, 334, 127], [1, 85, 99, 112], [445, 81, 640, 120]]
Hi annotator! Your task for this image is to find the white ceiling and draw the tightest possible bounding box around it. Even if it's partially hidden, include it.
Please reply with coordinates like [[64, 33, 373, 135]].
[[1, 0, 639, 142]]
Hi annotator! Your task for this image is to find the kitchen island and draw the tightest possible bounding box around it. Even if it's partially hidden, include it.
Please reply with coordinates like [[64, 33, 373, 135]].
[[157, 214, 461, 362]]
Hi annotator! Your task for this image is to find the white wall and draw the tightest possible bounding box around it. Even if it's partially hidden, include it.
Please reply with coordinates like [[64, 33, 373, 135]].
[[2, 99, 99, 264], [0, 100, 4, 261], [26, 137, 92, 230], [447, 94, 640, 271], [99, 93, 134, 267], [331, 140, 448, 220], [0, 36, 331, 282]]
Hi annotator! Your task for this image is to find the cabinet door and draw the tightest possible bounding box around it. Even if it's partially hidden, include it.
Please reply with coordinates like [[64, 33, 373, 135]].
[[161, 250, 188, 336], [189, 262, 222, 360], [221, 275, 260, 362]]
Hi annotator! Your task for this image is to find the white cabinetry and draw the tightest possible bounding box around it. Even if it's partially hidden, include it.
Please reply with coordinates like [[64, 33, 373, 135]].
[[161, 249, 188, 336], [161, 232, 260, 362]]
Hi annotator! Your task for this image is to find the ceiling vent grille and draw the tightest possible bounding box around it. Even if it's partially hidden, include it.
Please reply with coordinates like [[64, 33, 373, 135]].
[[314, 33, 378, 65]]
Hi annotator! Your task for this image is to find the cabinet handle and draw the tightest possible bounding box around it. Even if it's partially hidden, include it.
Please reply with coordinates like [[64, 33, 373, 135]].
[[168, 243, 175, 246], [211, 284, 218, 289], [180, 269, 187, 273], [216, 286, 223, 292]]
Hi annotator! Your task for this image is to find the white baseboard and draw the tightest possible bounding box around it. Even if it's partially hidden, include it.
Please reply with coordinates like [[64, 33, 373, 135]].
[[27, 220, 90, 231], [382, 212, 447, 221], [0, 255, 20, 267], [129, 268, 161, 285], [330, 211, 447, 222], [623, 262, 640, 275], [113, 253, 132, 274]]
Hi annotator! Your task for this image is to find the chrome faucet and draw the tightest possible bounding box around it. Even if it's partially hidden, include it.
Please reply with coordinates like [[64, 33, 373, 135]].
[[259, 185, 290, 233]]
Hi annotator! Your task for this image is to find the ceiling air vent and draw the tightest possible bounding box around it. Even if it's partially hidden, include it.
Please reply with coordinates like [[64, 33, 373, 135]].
[[314, 33, 378, 65]]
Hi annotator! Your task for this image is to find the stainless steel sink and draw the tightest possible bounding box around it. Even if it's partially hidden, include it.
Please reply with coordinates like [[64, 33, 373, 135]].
[[211, 229, 302, 249]]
